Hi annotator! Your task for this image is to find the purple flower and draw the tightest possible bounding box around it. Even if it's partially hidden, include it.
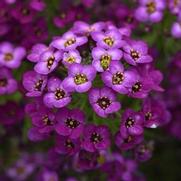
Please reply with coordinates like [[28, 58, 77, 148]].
[[0, 67, 17, 95], [34, 49, 62, 75], [27, 43, 48, 63], [31, 107, 56, 134], [135, 0, 165, 23], [55, 108, 85, 139], [52, 31, 88, 50], [141, 98, 171, 128], [92, 47, 123, 72], [53, 8, 76, 28], [72, 21, 105, 35], [43, 77, 71, 108], [115, 131, 143, 151], [6, 157, 35, 181], [10, 3, 36, 24], [123, 40, 152, 65], [36, 169, 58, 181], [73, 149, 100, 170], [91, 29, 125, 49], [55, 135, 80, 155], [171, 22, 181, 38], [124, 68, 152, 99], [0, 42, 26, 69], [82, 124, 111, 152], [89, 87, 121, 118], [62, 63, 96, 93], [168, 0, 181, 14], [0, 101, 24, 125], [101, 61, 136, 94], [135, 142, 154, 162], [30, 0, 46, 12], [62, 49, 81, 67], [23, 70, 47, 97], [22, 18, 49, 47], [120, 109, 144, 137]]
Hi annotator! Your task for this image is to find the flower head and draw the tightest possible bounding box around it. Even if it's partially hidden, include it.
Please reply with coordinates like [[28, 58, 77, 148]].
[[101, 61, 136, 94], [82, 124, 111, 152], [92, 47, 123, 72], [123, 40, 152, 66], [89, 87, 121, 118], [52, 31, 88, 50], [55, 135, 80, 155], [55, 108, 85, 139], [120, 109, 144, 137], [91, 29, 125, 49], [0, 42, 26, 69], [0, 67, 17, 95], [43, 77, 71, 108], [63, 63, 96, 93], [34, 49, 62, 75], [23, 70, 47, 97]]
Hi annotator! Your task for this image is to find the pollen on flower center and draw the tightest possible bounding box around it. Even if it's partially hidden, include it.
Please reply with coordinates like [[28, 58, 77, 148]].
[[16, 166, 25, 175], [124, 135, 133, 143], [74, 74, 88, 85], [100, 54, 111, 70], [54, 88, 65, 100], [4, 53, 13, 61], [130, 49, 140, 61], [66, 56, 75, 63], [0, 78, 7, 87], [90, 132, 102, 143], [47, 56, 55, 69], [146, 2, 156, 14], [103, 37, 114, 47], [34, 79, 43, 91], [66, 118, 80, 129], [65, 139, 74, 148], [97, 96, 111, 110], [112, 72, 124, 85], [174, 0, 179, 6], [132, 82, 142, 93], [125, 117, 135, 128], [42, 115, 53, 126], [145, 112, 152, 121], [21, 8, 30, 15], [64, 38, 76, 47]]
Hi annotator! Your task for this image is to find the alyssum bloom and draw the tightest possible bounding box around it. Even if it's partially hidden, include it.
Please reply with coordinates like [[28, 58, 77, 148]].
[[55, 108, 85, 139], [89, 87, 121, 118], [92, 46, 123, 72], [52, 31, 88, 51], [43, 77, 71, 108], [0, 67, 17, 95], [0, 42, 26, 69], [23, 70, 47, 97], [120, 109, 144, 137], [82, 124, 111, 152], [63, 63, 96, 93]]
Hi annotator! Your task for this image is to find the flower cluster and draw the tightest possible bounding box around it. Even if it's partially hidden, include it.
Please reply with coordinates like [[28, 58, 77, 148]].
[[0, 0, 180, 180], [20, 21, 170, 180], [134, 0, 181, 38]]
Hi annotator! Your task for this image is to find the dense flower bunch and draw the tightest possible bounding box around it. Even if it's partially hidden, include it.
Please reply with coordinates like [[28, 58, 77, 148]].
[[0, 0, 181, 180], [135, 0, 181, 38], [19, 21, 170, 180]]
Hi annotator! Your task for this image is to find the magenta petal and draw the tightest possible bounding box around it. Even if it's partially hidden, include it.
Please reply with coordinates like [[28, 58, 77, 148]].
[[55, 123, 71, 136]]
